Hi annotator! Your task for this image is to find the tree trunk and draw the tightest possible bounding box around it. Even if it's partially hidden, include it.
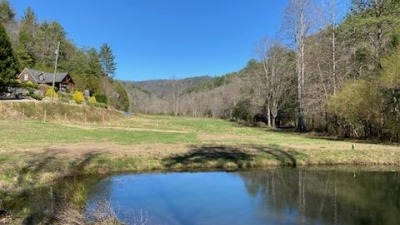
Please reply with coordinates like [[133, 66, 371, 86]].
[[376, 22, 384, 61], [267, 102, 272, 127], [271, 110, 277, 128], [374, 0, 385, 61], [298, 170, 306, 225], [297, 45, 306, 132], [296, 0, 307, 132], [271, 100, 278, 128], [332, 21, 337, 96]]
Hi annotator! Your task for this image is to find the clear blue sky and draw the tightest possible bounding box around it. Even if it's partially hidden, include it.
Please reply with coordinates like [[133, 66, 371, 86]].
[[10, 0, 289, 81]]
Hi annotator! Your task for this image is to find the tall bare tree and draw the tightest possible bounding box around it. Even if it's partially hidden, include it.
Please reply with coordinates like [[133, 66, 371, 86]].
[[284, 0, 315, 132], [257, 39, 295, 127], [328, 0, 338, 96]]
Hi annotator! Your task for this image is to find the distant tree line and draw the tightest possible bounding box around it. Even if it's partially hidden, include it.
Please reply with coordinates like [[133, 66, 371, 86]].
[[124, 0, 400, 141], [0, 0, 129, 111]]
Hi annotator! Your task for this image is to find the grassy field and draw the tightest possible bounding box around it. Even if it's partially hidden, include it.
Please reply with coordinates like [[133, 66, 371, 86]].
[[2, 114, 400, 179], [1, 114, 400, 224]]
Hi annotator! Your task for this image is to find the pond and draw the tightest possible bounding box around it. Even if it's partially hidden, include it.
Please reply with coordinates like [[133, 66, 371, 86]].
[[85, 168, 400, 225]]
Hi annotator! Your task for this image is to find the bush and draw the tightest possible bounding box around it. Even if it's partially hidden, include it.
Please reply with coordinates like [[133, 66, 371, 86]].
[[10, 79, 21, 87], [89, 96, 97, 104], [232, 99, 253, 122], [73, 91, 85, 104], [25, 80, 37, 88], [327, 79, 383, 138], [26, 87, 36, 94], [45, 88, 58, 98], [96, 94, 108, 104], [30, 93, 43, 100]]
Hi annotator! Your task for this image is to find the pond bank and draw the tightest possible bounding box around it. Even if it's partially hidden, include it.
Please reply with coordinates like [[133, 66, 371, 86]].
[[2, 142, 400, 224], [1, 115, 400, 224]]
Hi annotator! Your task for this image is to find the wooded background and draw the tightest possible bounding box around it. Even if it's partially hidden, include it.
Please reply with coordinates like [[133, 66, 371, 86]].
[[0, 1, 129, 111], [2, 0, 400, 141], [123, 0, 400, 140]]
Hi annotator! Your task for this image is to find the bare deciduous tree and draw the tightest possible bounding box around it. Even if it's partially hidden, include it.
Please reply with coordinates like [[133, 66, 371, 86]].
[[257, 38, 295, 127], [284, 0, 310, 131], [284, 0, 321, 132]]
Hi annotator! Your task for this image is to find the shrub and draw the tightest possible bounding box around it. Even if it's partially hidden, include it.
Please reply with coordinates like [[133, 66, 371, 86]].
[[73, 91, 85, 104], [232, 99, 253, 122], [96, 94, 108, 104], [89, 96, 97, 104], [9, 79, 22, 87], [328, 80, 381, 121], [45, 88, 58, 98], [327, 79, 383, 138], [30, 93, 43, 100], [25, 80, 36, 88], [26, 87, 36, 94]]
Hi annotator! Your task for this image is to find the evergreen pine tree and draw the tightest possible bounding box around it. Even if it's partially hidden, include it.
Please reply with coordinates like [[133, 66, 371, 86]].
[[17, 7, 37, 69], [99, 43, 116, 78], [0, 22, 18, 89], [0, 0, 15, 23]]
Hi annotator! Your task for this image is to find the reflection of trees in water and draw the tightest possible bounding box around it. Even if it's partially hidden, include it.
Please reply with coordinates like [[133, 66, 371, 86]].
[[85, 176, 114, 218], [298, 170, 305, 225], [239, 169, 400, 225]]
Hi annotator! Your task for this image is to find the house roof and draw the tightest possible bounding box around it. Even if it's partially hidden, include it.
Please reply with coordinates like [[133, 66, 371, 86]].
[[24, 68, 70, 84]]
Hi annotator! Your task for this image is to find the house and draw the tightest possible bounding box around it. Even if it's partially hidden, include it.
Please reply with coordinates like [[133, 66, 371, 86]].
[[17, 68, 75, 91]]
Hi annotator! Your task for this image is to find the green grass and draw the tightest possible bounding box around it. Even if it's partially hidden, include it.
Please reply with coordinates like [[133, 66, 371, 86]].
[[0, 114, 398, 155], [0, 119, 198, 150], [117, 114, 259, 134], [0, 116, 256, 149]]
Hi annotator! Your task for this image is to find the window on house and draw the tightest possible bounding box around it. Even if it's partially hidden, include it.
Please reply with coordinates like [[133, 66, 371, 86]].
[[24, 74, 29, 81]]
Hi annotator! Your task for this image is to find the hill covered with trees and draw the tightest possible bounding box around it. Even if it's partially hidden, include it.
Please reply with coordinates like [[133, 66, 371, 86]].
[[124, 0, 400, 141], [0, 0, 129, 111], [2, 0, 400, 141]]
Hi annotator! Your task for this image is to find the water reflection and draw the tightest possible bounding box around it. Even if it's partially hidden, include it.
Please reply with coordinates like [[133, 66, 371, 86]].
[[86, 169, 400, 225], [239, 169, 400, 225]]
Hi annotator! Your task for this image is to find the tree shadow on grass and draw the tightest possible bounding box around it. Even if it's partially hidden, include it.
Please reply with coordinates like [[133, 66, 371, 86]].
[[5, 150, 103, 225], [163, 146, 254, 169], [163, 144, 304, 170], [18, 150, 101, 187], [250, 144, 301, 167]]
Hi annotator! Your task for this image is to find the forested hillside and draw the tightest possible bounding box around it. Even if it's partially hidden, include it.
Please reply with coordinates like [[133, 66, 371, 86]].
[[0, 1, 129, 111], [2, 0, 400, 140], [124, 0, 400, 141], [122, 76, 214, 114]]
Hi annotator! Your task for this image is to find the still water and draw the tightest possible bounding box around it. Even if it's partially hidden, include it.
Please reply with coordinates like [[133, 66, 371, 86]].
[[86, 169, 400, 225]]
